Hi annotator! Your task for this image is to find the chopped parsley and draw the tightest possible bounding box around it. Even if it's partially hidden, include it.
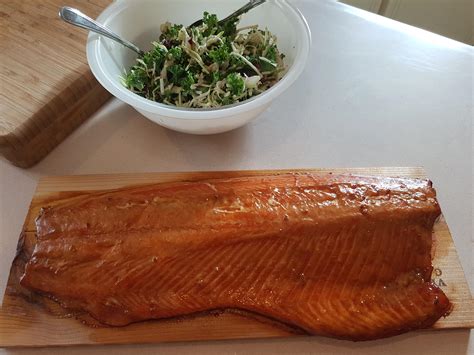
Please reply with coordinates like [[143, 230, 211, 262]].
[[122, 12, 286, 108]]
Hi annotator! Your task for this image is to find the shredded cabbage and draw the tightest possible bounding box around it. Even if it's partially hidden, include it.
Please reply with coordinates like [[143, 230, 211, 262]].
[[122, 12, 286, 108]]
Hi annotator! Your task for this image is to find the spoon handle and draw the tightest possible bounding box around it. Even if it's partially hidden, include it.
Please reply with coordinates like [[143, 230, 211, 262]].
[[59, 6, 144, 56]]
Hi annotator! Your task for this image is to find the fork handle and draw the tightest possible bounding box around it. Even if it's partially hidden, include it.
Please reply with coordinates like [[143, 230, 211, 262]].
[[219, 0, 267, 24]]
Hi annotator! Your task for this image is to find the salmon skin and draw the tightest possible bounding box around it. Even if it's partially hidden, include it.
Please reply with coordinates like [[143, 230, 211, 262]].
[[21, 173, 451, 340]]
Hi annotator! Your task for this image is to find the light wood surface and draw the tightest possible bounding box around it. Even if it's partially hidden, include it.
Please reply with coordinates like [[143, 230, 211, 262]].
[[0, 0, 111, 168], [1, 167, 472, 347]]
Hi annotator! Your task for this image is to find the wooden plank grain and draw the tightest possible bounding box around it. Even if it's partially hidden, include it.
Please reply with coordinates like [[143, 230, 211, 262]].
[[33, 167, 427, 195], [1, 168, 472, 347], [0, 0, 111, 167], [431, 217, 474, 328]]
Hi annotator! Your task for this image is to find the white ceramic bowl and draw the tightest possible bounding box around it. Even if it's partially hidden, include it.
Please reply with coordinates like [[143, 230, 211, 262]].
[[87, 0, 311, 134]]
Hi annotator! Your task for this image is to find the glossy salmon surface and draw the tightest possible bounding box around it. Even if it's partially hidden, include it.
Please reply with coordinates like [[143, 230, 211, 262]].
[[21, 173, 451, 340]]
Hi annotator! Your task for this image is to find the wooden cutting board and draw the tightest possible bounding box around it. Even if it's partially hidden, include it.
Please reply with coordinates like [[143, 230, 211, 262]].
[[1, 167, 473, 347], [0, 0, 111, 168]]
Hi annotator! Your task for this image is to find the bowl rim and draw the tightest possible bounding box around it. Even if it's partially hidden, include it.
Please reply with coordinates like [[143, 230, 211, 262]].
[[87, 0, 311, 120]]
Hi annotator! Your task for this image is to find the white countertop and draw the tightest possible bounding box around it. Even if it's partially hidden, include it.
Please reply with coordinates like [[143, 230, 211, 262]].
[[1, 0, 472, 353]]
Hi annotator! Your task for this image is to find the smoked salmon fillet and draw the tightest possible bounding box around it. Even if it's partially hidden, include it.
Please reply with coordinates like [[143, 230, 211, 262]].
[[20, 173, 451, 340]]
